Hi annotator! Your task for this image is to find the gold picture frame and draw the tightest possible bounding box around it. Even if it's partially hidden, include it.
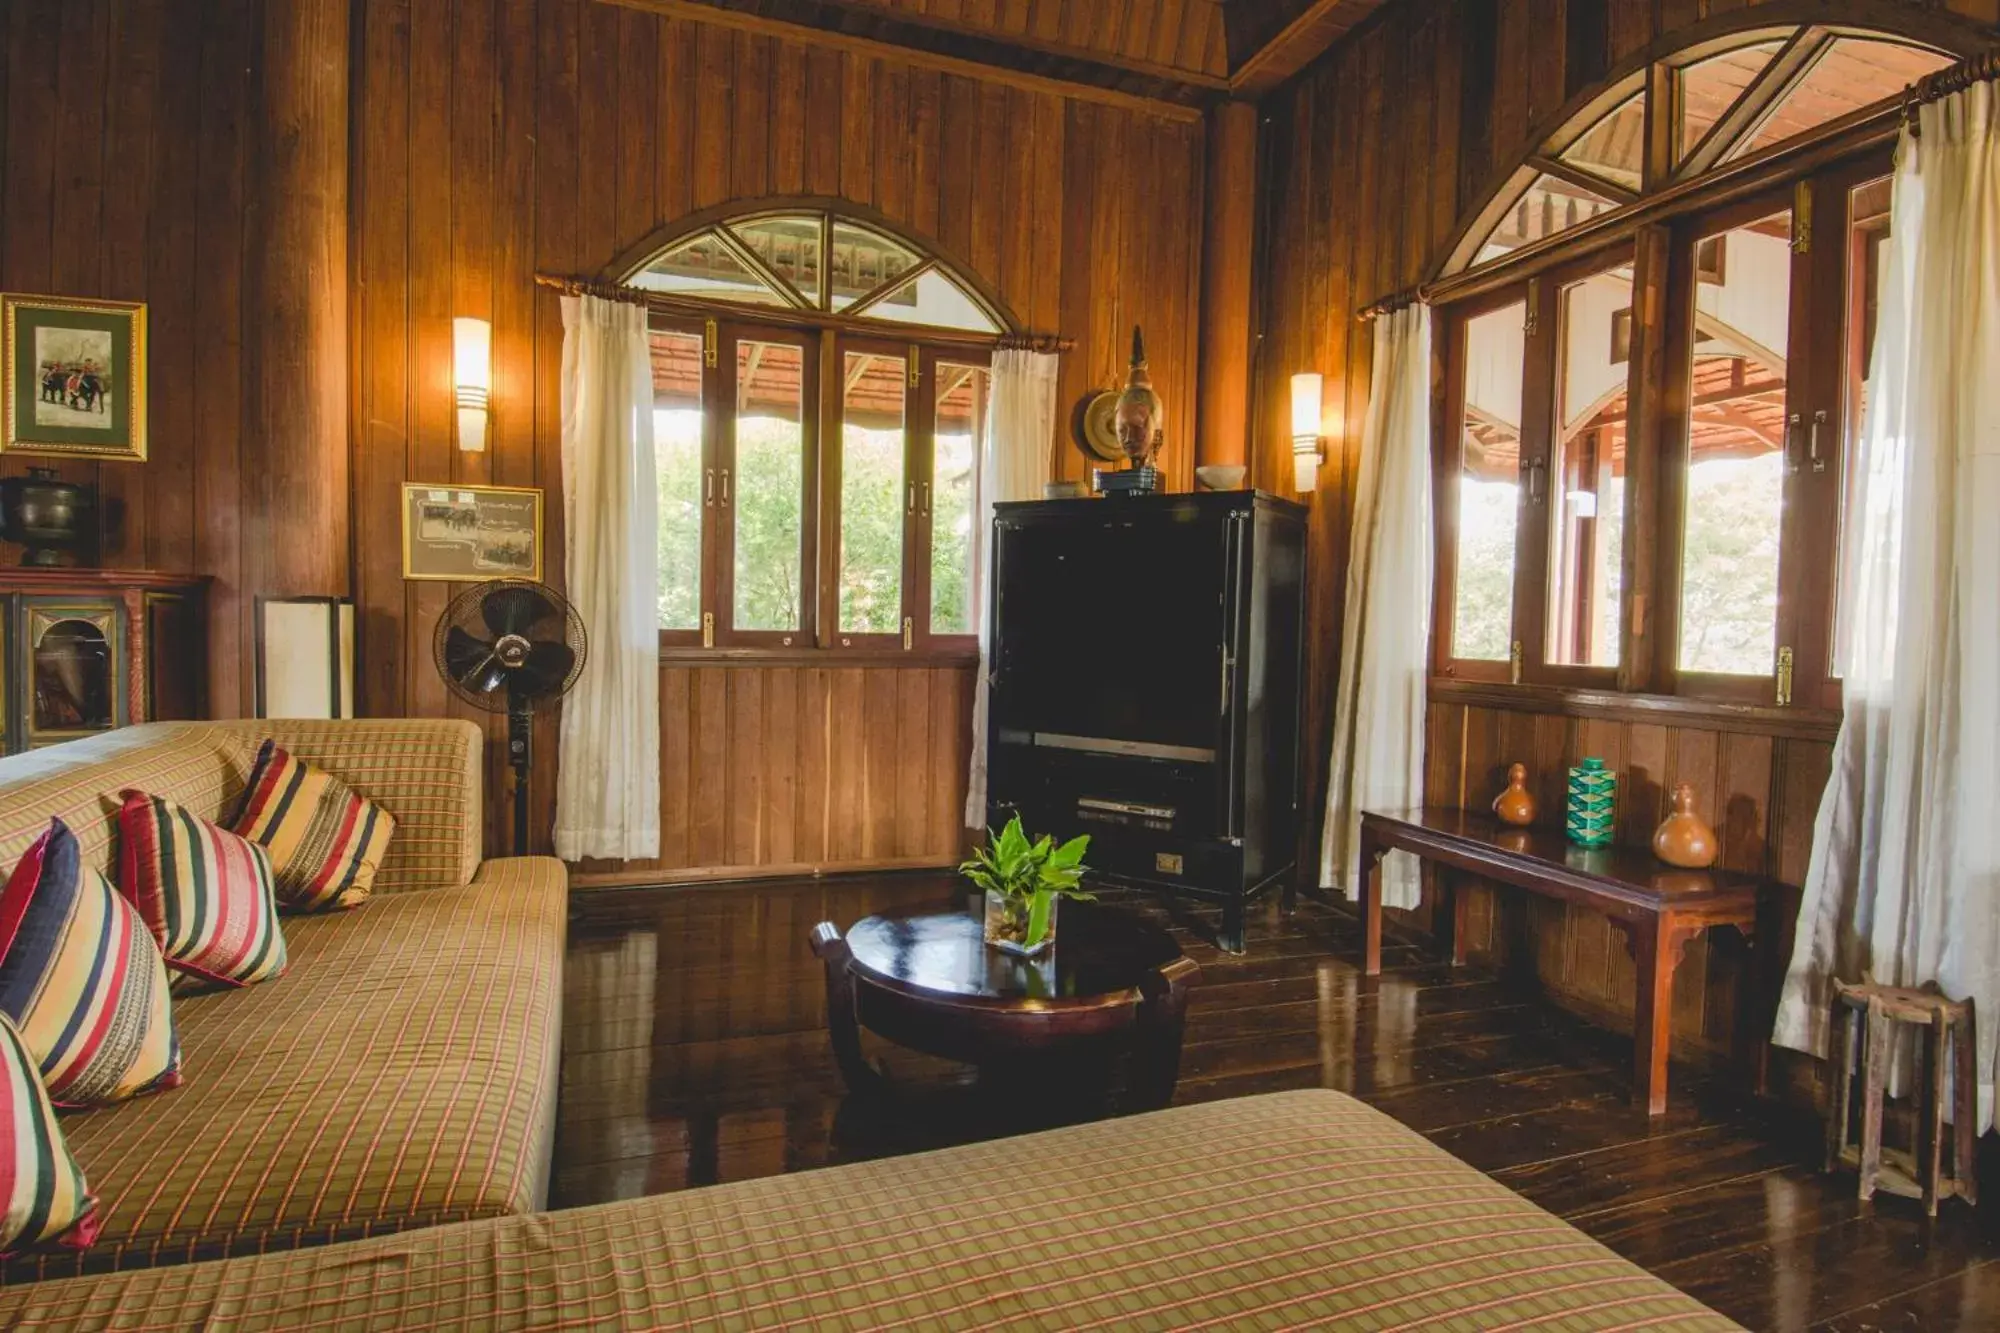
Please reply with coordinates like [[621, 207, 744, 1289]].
[[400, 483, 544, 583], [2, 293, 148, 461]]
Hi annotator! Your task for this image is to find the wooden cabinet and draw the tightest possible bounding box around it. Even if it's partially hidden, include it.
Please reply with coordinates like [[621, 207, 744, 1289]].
[[0, 571, 207, 756], [983, 491, 1308, 953]]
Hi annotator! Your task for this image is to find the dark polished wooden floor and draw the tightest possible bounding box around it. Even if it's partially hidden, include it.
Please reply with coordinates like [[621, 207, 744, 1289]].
[[554, 872, 2000, 1332]]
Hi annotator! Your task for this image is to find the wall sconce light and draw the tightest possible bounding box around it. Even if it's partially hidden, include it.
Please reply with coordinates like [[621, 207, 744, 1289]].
[[454, 316, 492, 453], [1290, 372, 1324, 494]]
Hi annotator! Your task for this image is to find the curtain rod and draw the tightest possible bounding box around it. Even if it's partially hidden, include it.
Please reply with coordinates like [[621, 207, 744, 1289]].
[[1904, 49, 2000, 135], [533, 272, 1073, 350], [1357, 285, 1429, 323]]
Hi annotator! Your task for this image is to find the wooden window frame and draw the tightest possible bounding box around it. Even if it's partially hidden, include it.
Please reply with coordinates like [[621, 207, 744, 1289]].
[[651, 313, 987, 662], [1433, 281, 1531, 685], [1432, 141, 1894, 723]]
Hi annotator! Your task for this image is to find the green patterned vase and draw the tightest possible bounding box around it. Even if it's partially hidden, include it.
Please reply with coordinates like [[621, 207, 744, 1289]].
[[1566, 758, 1617, 847]]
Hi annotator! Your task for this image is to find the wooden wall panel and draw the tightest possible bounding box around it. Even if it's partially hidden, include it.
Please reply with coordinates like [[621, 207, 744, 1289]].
[[1256, 0, 1992, 1060], [343, 0, 1205, 863], [0, 1, 261, 716], [573, 662, 975, 884]]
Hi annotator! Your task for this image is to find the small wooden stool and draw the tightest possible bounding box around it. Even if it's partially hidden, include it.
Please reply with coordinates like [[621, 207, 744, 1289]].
[[1825, 977, 1979, 1215]]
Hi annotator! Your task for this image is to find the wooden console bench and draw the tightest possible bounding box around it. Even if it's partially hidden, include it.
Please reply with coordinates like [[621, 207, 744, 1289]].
[[1355, 807, 1770, 1116]]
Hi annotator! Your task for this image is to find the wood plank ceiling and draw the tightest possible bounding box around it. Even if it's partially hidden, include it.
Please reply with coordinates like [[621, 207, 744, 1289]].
[[616, 0, 1391, 105]]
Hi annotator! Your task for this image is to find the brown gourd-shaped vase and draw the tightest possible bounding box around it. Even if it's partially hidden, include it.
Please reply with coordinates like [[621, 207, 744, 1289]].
[[1492, 763, 1537, 827], [1652, 783, 1719, 869]]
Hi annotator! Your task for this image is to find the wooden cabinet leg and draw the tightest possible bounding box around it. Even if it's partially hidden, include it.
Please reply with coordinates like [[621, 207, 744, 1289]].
[[1357, 825, 1383, 977], [1128, 957, 1200, 1111], [1630, 917, 1692, 1117], [1446, 874, 1470, 968], [1826, 1001, 1856, 1173], [810, 923, 880, 1096]]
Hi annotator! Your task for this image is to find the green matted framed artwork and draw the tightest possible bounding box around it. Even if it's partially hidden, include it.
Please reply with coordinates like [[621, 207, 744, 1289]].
[[1, 293, 148, 461], [400, 482, 544, 582]]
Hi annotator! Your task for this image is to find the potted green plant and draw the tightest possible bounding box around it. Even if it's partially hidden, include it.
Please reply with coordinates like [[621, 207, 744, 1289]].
[[960, 816, 1093, 957]]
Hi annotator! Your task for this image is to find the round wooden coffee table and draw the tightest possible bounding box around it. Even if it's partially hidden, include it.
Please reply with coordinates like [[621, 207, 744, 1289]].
[[810, 900, 1199, 1111]]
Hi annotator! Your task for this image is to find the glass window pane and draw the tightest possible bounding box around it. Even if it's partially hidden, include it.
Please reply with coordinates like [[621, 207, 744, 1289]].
[[652, 329, 705, 631], [1732, 39, 1953, 161], [861, 270, 1001, 333], [631, 230, 788, 306], [1452, 302, 1524, 661], [932, 363, 987, 636], [727, 215, 823, 307], [830, 223, 921, 312], [1559, 93, 1645, 192], [1832, 176, 1892, 678], [840, 351, 908, 634], [1475, 174, 1622, 268], [1678, 211, 1791, 675], [1549, 264, 1633, 667], [733, 339, 807, 633], [1677, 39, 1788, 161]]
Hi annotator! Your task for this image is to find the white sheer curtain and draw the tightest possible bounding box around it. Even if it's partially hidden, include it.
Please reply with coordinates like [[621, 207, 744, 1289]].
[[553, 294, 661, 861], [1774, 83, 2000, 1134], [963, 349, 1059, 831], [1320, 305, 1433, 910]]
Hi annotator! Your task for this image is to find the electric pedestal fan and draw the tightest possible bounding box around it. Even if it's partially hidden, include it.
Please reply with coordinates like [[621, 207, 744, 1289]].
[[433, 579, 587, 856]]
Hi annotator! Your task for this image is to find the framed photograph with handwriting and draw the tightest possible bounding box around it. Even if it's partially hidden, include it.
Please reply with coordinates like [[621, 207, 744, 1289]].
[[400, 483, 543, 582]]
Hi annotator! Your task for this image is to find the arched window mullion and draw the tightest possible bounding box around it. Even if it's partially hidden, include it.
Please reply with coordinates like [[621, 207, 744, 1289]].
[[844, 258, 940, 319], [1527, 154, 1641, 208], [1678, 28, 1831, 179], [711, 225, 812, 311]]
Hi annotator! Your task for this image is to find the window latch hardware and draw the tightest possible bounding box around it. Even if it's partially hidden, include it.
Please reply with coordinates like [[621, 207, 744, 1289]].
[[1776, 645, 1794, 706], [702, 612, 715, 649], [1509, 640, 1524, 685], [902, 618, 914, 651], [703, 319, 719, 369], [1809, 410, 1827, 472], [721, 469, 731, 505], [705, 468, 715, 506]]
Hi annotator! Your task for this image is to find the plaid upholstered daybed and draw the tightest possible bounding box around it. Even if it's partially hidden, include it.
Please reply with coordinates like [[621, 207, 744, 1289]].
[[0, 1091, 1739, 1329], [0, 720, 565, 1284]]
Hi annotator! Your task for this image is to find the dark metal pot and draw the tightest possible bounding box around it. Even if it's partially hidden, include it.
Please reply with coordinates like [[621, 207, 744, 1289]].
[[0, 467, 91, 567]]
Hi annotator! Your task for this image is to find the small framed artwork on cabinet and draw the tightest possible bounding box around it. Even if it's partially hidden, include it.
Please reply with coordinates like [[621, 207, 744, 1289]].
[[400, 482, 543, 582], [1, 293, 147, 461]]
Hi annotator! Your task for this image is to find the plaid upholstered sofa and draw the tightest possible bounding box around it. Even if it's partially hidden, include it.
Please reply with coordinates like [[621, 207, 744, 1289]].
[[0, 720, 565, 1284], [0, 1090, 1740, 1330]]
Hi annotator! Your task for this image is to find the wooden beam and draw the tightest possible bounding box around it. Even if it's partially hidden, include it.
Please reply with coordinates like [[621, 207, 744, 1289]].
[[601, 0, 1210, 123], [1229, 0, 1392, 98], [1196, 101, 1258, 470]]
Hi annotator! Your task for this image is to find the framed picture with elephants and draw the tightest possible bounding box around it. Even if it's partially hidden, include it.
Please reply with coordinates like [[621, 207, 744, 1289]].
[[1, 293, 147, 461], [400, 482, 544, 583]]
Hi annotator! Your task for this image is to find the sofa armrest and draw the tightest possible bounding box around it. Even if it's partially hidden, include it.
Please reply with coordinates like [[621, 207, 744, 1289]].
[[207, 719, 485, 891]]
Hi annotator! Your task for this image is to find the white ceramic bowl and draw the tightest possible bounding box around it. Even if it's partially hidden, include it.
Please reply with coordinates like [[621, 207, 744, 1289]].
[[1196, 465, 1248, 491]]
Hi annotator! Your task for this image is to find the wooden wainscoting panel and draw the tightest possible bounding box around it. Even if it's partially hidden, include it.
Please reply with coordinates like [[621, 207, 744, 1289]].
[[574, 661, 976, 886]]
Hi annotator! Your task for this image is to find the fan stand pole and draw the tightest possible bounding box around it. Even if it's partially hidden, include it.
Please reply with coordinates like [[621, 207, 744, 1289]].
[[508, 699, 533, 859]]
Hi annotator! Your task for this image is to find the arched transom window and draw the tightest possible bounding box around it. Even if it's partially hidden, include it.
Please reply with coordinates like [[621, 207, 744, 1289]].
[[622, 207, 1006, 657], [1431, 20, 1967, 718], [1449, 25, 1953, 276], [628, 208, 1005, 334]]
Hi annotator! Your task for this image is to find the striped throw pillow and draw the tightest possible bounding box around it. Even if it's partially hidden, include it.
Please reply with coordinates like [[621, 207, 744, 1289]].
[[119, 791, 288, 991], [0, 1011, 97, 1256], [226, 740, 395, 912], [0, 819, 182, 1108]]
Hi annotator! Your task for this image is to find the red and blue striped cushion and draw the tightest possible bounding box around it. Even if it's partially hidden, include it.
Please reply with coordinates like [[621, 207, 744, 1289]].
[[0, 819, 181, 1108], [0, 1011, 96, 1256], [226, 741, 395, 912], [119, 791, 288, 992]]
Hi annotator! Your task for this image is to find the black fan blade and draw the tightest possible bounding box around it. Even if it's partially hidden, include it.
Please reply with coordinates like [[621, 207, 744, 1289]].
[[483, 584, 558, 638], [443, 625, 508, 696], [509, 641, 577, 699]]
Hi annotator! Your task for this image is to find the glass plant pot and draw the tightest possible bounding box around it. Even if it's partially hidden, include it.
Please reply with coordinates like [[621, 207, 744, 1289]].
[[983, 888, 1057, 957]]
